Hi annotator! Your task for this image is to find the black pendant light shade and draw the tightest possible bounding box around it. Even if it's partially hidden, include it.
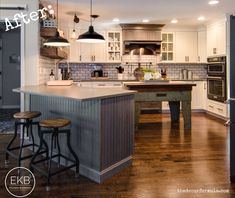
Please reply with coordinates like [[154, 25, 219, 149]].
[[44, 31, 70, 46], [77, 25, 105, 43], [43, 0, 70, 47], [76, 0, 105, 43]]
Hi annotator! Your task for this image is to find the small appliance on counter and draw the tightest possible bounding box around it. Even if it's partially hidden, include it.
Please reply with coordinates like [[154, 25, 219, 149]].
[[91, 69, 103, 77], [179, 69, 193, 80]]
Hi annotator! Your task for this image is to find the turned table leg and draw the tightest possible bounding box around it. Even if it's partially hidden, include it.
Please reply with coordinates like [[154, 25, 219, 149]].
[[182, 101, 191, 129], [169, 101, 180, 123]]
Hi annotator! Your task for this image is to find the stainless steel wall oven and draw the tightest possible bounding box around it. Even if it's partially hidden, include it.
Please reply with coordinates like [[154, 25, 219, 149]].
[[207, 56, 227, 102]]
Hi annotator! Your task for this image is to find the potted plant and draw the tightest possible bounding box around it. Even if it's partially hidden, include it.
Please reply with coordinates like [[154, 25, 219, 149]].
[[143, 68, 155, 80], [116, 66, 124, 80]]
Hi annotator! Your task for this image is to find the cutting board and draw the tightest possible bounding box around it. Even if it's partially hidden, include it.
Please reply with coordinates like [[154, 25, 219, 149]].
[[47, 80, 73, 86]]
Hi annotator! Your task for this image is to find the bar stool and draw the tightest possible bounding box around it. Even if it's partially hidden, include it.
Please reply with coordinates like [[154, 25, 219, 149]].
[[5, 111, 48, 167], [30, 118, 79, 191]]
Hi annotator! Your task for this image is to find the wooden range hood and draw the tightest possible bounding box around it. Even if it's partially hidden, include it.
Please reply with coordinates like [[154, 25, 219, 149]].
[[120, 24, 165, 55]]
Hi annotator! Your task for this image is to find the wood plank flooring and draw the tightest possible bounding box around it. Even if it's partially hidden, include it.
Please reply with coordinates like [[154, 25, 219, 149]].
[[0, 112, 235, 198]]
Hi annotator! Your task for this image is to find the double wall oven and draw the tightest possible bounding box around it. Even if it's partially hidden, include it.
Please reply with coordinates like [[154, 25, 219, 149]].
[[207, 56, 227, 102]]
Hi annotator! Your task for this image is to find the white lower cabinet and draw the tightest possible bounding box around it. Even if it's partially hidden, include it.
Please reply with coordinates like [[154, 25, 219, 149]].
[[191, 81, 207, 110], [207, 99, 228, 118]]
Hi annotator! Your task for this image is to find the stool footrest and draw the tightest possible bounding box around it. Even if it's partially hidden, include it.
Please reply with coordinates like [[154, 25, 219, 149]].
[[7, 143, 38, 151], [31, 154, 77, 177], [32, 154, 77, 166], [6, 149, 47, 161]]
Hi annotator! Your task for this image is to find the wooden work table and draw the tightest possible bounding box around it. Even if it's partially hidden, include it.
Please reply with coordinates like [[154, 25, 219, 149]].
[[123, 81, 196, 129]]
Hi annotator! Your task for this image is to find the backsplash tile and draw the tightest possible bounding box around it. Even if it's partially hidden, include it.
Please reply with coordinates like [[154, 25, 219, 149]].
[[157, 63, 207, 80], [39, 56, 55, 84], [58, 62, 207, 81]]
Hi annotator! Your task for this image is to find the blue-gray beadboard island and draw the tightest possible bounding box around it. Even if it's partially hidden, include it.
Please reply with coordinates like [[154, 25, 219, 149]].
[[13, 81, 196, 183], [13, 85, 136, 183]]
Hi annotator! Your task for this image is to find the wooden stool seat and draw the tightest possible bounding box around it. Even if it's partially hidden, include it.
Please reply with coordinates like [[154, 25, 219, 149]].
[[40, 118, 71, 128], [30, 117, 79, 191], [14, 111, 41, 119], [5, 111, 46, 168]]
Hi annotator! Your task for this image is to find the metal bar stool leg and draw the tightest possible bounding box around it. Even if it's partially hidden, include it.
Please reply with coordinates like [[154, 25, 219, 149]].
[[46, 132, 55, 191], [55, 129, 61, 167], [30, 129, 44, 173], [29, 120, 35, 153], [67, 130, 80, 177], [18, 124, 26, 168], [5, 121, 18, 166]]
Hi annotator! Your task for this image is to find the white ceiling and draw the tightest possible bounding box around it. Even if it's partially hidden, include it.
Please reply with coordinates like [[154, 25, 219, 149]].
[[41, 0, 235, 29]]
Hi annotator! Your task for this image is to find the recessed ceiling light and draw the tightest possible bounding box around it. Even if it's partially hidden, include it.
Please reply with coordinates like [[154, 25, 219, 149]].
[[198, 16, 205, 21], [208, 0, 219, 5], [112, 18, 120, 22], [171, 19, 178, 24], [142, 19, 149, 23]]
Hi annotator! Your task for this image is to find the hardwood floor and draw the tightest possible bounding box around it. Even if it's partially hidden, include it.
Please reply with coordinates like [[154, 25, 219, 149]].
[[0, 112, 235, 198]]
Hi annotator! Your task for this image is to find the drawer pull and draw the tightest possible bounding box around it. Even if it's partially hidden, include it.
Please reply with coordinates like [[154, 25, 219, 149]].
[[217, 108, 223, 111], [156, 93, 167, 97], [209, 105, 214, 108]]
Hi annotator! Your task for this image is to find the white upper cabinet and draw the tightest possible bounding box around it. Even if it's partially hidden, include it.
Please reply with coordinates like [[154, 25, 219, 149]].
[[79, 29, 106, 63], [68, 29, 106, 63], [161, 32, 174, 62], [207, 20, 226, 56], [197, 30, 207, 63], [107, 31, 122, 62], [175, 31, 198, 63]]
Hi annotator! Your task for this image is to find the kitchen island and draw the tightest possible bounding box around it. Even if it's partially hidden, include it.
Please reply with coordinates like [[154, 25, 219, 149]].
[[13, 85, 135, 183], [123, 81, 196, 129]]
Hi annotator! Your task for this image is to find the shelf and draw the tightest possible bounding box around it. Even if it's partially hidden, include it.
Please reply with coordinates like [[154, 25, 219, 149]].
[[40, 47, 68, 59], [40, 27, 57, 38]]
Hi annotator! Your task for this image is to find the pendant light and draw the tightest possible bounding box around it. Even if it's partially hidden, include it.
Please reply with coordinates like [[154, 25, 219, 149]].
[[44, 0, 70, 47], [71, 14, 79, 39], [76, 0, 105, 43]]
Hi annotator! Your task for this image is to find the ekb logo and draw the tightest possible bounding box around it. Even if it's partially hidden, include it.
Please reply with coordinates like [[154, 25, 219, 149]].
[[5, 167, 36, 198]]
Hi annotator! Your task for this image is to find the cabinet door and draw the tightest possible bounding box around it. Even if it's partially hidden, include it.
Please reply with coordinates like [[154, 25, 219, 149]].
[[175, 32, 197, 63], [207, 26, 217, 56], [189, 81, 207, 110], [68, 28, 80, 62], [202, 81, 207, 110], [79, 30, 106, 62], [207, 21, 226, 56], [217, 23, 226, 55], [91, 30, 106, 62], [79, 42, 92, 62], [197, 31, 207, 63], [161, 33, 174, 62]]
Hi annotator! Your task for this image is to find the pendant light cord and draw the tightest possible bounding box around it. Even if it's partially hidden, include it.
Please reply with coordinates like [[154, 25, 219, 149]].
[[56, 0, 59, 29], [90, 0, 92, 26]]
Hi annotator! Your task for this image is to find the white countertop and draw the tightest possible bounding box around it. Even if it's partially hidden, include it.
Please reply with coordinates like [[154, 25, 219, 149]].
[[123, 81, 196, 86], [13, 84, 136, 101]]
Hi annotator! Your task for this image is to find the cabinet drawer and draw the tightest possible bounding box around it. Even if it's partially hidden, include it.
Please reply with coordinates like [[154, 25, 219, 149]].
[[207, 103, 216, 113], [135, 91, 191, 102], [207, 100, 228, 117]]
